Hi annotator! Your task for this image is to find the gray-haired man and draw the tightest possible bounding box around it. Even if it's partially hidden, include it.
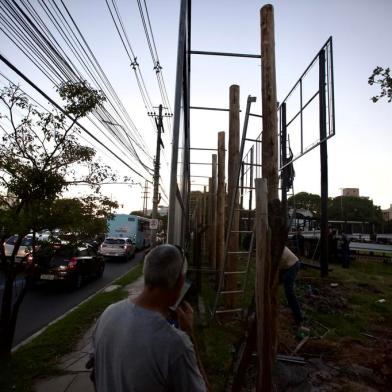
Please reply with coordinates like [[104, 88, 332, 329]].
[[90, 244, 209, 391]]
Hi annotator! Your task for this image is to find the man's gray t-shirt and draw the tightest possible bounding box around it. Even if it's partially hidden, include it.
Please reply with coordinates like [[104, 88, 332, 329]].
[[91, 299, 206, 392]]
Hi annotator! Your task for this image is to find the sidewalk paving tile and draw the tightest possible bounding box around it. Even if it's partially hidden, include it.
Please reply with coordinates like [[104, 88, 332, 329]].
[[62, 353, 89, 372], [35, 374, 76, 392], [66, 373, 94, 392]]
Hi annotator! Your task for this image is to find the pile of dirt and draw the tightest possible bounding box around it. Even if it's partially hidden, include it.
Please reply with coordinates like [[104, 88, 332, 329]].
[[299, 279, 349, 314], [275, 281, 392, 391]]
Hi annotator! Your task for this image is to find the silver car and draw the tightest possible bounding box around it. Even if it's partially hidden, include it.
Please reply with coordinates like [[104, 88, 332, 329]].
[[99, 237, 136, 261], [3, 235, 38, 262]]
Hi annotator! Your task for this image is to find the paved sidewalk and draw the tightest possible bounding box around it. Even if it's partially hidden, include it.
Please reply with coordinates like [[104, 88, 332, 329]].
[[34, 276, 144, 392]]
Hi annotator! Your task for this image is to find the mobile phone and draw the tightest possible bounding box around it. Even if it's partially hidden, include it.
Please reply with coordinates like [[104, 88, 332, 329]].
[[169, 281, 191, 311]]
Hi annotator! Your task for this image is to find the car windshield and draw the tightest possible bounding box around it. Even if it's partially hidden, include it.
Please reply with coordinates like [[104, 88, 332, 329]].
[[6, 236, 34, 246], [50, 247, 76, 266], [54, 247, 75, 258], [21, 237, 33, 246], [105, 238, 125, 245], [5, 236, 17, 245]]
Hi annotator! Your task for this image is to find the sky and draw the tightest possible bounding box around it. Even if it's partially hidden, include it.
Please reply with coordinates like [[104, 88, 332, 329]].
[[0, 0, 391, 213]]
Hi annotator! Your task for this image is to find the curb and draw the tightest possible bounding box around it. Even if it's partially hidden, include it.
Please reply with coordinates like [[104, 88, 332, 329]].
[[12, 255, 145, 353]]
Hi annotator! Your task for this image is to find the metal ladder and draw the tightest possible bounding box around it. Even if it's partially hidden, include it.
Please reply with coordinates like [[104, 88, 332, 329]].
[[212, 95, 258, 318]]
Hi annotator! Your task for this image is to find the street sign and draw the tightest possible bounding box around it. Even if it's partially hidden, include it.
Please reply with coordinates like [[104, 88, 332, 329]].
[[150, 219, 159, 230]]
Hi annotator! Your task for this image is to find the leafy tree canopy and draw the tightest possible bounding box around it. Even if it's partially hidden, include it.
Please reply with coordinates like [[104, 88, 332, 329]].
[[0, 81, 115, 242], [45, 196, 118, 243], [288, 192, 321, 216], [328, 196, 382, 225], [0, 80, 116, 360], [368, 66, 392, 103]]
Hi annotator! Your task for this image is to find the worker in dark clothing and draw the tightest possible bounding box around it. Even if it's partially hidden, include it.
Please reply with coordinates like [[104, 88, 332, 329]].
[[279, 246, 303, 326]]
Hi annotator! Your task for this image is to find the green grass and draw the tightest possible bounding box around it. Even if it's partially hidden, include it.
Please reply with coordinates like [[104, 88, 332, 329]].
[[0, 262, 144, 392], [196, 257, 392, 390], [297, 259, 392, 339], [195, 267, 252, 392]]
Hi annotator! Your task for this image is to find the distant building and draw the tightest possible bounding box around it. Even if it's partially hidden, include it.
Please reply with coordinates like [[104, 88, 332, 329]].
[[343, 188, 359, 197], [382, 204, 392, 222]]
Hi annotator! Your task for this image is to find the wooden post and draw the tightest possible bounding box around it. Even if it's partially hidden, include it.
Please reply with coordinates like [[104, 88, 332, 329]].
[[216, 132, 226, 277], [248, 146, 254, 230], [202, 185, 207, 260], [227, 84, 240, 308], [210, 154, 217, 269], [255, 178, 272, 391], [195, 195, 203, 292], [261, 5, 278, 202], [260, 3, 287, 379], [208, 177, 213, 266]]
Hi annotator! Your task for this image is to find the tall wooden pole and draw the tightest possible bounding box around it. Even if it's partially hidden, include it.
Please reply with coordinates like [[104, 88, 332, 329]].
[[202, 185, 207, 258], [255, 178, 272, 391], [227, 84, 240, 308], [208, 177, 213, 266], [216, 132, 226, 277], [260, 4, 286, 385], [261, 5, 278, 201], [210, 154, 218, 269]]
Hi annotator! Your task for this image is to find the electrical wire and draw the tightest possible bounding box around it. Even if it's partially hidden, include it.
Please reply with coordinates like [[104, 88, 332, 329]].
[[1, 0, 154, 172]]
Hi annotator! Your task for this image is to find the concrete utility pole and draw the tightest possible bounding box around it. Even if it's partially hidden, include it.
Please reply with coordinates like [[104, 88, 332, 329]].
[[150, 104, 170, 246], [142, 180, 149, 215]]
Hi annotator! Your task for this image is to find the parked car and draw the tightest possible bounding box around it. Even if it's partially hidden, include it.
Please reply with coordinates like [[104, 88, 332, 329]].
[[37, 244, 105, 289], [99, 237, 135, 261], [3, 234, 39, 263]]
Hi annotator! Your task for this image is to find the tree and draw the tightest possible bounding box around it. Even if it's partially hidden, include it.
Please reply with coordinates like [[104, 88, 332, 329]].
[[287, 192, 321, 216], [368, 66, 392, 103], [45, 196, 118, 242], [328, 196, 383, 225], [0, 81, 114, 360]]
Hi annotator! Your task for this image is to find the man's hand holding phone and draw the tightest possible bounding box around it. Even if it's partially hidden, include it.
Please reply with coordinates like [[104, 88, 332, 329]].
[[176, 301, 194, 337]]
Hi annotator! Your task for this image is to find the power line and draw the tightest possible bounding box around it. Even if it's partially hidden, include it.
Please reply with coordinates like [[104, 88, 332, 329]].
[[0, 53, 152, 184], [2, 0, 154, 171]]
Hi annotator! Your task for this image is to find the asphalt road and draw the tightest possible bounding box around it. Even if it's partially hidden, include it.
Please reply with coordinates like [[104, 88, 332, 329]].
[[10, 250, 146, 347]]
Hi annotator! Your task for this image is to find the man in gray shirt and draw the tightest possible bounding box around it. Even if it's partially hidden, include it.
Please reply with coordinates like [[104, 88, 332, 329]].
[[90, 244, 209, 391]]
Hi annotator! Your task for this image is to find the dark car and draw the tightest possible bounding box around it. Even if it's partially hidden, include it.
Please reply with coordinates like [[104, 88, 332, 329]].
[[37, 244, 105, 289]]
